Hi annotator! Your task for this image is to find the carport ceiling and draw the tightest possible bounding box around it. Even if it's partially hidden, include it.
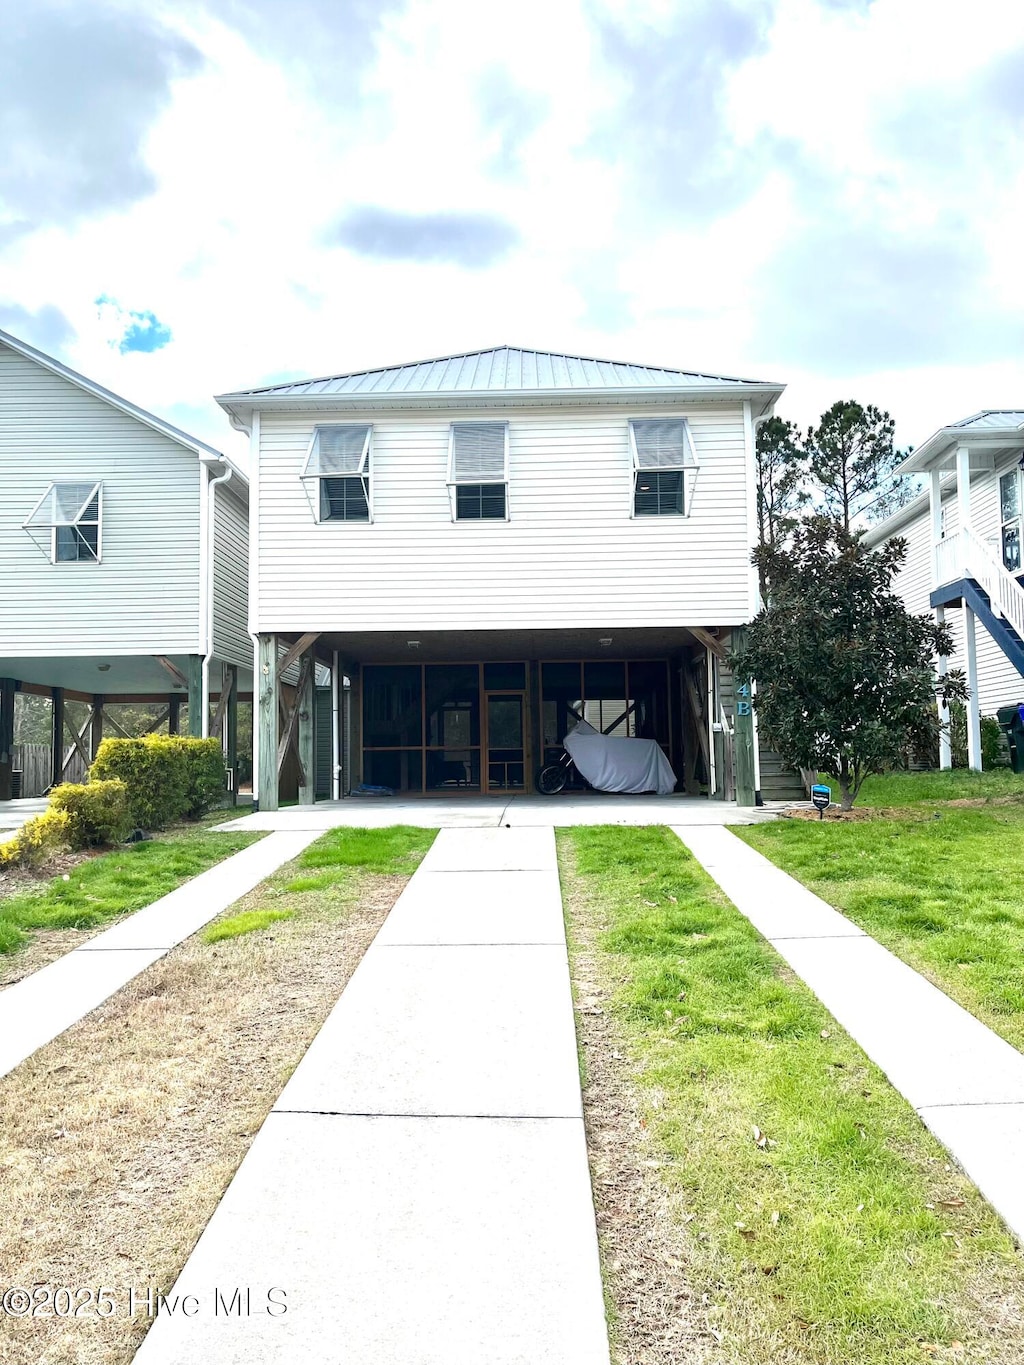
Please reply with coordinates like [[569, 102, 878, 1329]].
[[311, 627, 718, 663]]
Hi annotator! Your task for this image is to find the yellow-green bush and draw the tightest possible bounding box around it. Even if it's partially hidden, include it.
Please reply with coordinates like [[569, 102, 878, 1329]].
[[0, 808, 73, 869], [90, 735, 225, 829], [166, 737, 227, 819], [50, 780, 132, 849]]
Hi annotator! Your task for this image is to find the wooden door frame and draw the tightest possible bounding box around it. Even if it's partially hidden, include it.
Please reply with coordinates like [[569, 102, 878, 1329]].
[[482, 688, 530, 795]]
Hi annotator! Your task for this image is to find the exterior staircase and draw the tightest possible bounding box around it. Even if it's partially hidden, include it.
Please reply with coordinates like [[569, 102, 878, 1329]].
[[930, 526, 1024, 679], [758, 747, 807, 803]]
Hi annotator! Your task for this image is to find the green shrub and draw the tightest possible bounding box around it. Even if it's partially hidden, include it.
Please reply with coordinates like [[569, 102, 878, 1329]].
[[90, 736, 188, 829], [167, 737, 226, 819], [90, 736, 225, 829], [0, 808, 73, 869], [948, 703, 1007, 770], [50, 780, 132, 849]]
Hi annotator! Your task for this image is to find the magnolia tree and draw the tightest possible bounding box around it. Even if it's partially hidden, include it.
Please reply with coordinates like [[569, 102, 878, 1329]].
[[734, 517, 966, 810]]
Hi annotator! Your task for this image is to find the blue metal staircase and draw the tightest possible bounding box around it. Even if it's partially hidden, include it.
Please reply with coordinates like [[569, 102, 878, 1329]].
[[931, 577, 1024, 676]]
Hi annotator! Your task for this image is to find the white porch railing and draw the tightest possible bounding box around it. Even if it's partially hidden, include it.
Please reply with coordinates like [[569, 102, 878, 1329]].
[[935, 526, 1024, 643]]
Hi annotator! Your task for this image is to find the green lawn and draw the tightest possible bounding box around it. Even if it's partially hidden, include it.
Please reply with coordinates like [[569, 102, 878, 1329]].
[[739, 800, 1024, 1052], [0, 825, 262, 955], [201, 825, 438, 935], [292, 825, 436, 877], [825, 767, 1024, 807], [560, 825, 1022, 1364]]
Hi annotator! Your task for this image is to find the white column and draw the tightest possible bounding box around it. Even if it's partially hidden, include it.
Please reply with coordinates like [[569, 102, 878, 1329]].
[[964, 605, 982, 771], [956, 444, 972, 570], [929, 470, 943, 587], [935, 605, 952, 770]]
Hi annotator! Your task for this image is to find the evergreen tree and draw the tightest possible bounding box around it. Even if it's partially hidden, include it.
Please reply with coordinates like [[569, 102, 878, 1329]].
[[804, 400, 914, 531]]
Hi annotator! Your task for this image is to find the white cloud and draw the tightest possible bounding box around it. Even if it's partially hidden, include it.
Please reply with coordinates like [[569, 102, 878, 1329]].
[[0, 0, 1020, 459]]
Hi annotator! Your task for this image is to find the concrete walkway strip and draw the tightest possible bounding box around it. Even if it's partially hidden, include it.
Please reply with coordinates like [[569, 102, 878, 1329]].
[[675, 825, 1024, 1242], [133, 826, 611, 1365], [375, 868, 565, 946], [272, 944, 582, 1119], [0, 831, 319, 1080]]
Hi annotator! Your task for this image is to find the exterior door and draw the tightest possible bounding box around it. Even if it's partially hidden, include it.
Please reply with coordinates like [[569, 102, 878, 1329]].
[[484, 692, 527, 792]]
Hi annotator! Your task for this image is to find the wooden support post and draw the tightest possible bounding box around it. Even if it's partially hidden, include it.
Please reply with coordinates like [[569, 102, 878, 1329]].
[[210, 666, 231, 740], [297, 647, 316, 805], [168, 696, 181, 735], [258, 634, 279, 812], [0, 677, 14, 801], [50, 688, 65, 789], [63, 715, 92, 775], [186, 655, 203, 738], [90, 695, 104, 762], [225, 665, 239, 806], [731, 627, 756, 807]]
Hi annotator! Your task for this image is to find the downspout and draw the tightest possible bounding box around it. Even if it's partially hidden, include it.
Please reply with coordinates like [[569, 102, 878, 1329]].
[[201, 456, 234, 740], [747, 407, 774, 807], [331, 649, 340, 800]]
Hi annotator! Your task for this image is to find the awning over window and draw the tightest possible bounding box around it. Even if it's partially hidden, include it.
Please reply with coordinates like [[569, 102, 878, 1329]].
[[22, 482, 102, 560]]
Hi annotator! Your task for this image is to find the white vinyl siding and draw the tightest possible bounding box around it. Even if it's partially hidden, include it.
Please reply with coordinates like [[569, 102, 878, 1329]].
[[887, 463, 1024, 715], [255, 403, 753, 632], [0, 342, 201, 655], [212, 483, 251, 669]]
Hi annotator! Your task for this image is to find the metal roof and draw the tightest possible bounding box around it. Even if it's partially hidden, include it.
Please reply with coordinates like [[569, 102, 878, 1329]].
[[898, 408, 1024, 475], [221, 346, 778, 399], [951, 410, 1024, 431]]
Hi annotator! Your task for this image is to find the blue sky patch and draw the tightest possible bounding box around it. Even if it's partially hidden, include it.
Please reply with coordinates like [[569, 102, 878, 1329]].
[[96, 294, 172, 354]]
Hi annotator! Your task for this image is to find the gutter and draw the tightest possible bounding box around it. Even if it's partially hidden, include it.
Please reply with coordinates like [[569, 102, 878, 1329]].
[[200, 455, 234, 739]]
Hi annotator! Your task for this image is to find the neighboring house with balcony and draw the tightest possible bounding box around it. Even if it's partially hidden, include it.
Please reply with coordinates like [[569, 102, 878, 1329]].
[[0, 328, 251, 800], [216, 345, 798, 810], [865, 411, 1024, 769]]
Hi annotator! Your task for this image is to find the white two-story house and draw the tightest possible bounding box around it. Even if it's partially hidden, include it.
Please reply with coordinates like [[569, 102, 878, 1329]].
[[866, 410, 1024, 769], [217, 346, 788, 810], [0, 328, 251, 800]]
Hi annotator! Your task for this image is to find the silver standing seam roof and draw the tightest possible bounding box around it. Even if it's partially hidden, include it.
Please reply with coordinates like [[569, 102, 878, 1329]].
[[951, 410, 1024, 431], [219, 346, 780, 399]]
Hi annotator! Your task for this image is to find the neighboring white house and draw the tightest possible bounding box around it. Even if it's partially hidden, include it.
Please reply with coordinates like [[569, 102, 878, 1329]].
[[865, 410, 1024, 769], [216, 346, 790, 809], [0, 328, 251, 800]]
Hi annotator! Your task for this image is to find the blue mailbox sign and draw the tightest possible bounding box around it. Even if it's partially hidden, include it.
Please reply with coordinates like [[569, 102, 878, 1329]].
[[811, 783, 831, 818]]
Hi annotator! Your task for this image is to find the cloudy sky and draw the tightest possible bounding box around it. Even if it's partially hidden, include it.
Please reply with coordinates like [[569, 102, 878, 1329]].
[[1, 0, 1021, 459]]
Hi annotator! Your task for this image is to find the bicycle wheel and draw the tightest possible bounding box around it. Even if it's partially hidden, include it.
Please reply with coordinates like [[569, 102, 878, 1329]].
[[535, 764, 568, 796]]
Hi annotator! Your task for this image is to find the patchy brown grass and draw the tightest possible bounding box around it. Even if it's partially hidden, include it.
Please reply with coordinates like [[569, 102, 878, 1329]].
[[563, 847, 714, 1364], [0, 863, 405, 1365], [0, 929, 87, 989]]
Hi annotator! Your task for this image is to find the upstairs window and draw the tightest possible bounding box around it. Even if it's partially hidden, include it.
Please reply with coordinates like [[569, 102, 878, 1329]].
[[1000, 468, 1022, 573], [448, 422, 508, 521], [629, 418, 697, 517], [301, 425, 372, 522], [22, 482, 102, 562]]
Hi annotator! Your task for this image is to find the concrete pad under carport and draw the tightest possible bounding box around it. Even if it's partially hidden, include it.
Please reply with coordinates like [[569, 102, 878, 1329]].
[[0, 797, 48, 836], [215, 792, 781, 834]]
